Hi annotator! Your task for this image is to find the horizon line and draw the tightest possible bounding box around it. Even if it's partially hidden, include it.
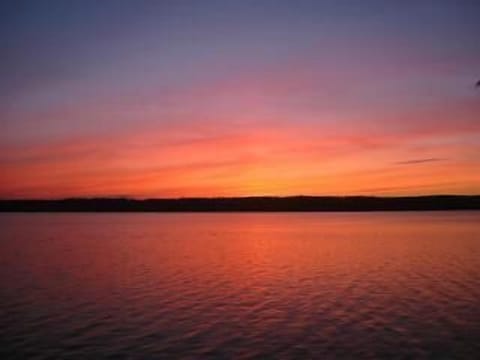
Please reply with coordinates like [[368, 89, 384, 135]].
[[1, 194, 480, 201]]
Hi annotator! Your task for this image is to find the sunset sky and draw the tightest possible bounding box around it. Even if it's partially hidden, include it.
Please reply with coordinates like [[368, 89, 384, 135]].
[[1, 0, 479, 199]]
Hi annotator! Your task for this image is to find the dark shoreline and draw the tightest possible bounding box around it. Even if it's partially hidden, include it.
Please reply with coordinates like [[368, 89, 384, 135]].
[[1, 195, 479, 212]]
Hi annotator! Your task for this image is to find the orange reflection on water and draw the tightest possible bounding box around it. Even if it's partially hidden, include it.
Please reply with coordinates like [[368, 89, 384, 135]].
[[1, 212, 479, 357]]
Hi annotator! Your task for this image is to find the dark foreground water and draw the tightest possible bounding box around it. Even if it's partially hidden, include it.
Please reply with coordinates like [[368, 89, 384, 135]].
[[0, 212, 479, 359]]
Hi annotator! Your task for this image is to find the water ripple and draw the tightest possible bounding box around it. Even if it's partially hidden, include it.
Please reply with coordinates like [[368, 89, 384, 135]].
[[1, 212, 479, 359]]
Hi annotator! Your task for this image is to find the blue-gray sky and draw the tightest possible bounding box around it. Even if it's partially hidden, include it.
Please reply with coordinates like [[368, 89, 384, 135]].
[[1, 0, 479, 198]]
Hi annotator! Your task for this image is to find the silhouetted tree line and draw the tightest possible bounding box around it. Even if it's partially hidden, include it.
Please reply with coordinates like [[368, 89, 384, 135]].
[[0, 195, 479, 212]]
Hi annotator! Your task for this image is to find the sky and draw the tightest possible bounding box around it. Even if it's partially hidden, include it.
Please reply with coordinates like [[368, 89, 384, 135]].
[[1, 0, 479, 199]]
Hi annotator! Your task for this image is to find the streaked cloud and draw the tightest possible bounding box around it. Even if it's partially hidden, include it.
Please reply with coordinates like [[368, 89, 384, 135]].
[[395, 158, 447, 165], [1, 0, 479, 198]]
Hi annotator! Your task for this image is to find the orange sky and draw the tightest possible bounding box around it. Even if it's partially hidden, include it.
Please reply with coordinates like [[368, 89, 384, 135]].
[[2, 98, 479, 198], [1, 1, 479, 198]]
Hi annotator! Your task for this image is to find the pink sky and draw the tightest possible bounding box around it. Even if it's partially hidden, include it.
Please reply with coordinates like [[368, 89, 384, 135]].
[[1, 1, 479, 198]]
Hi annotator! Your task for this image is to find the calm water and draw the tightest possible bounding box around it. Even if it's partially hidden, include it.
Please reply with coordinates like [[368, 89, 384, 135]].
[[1, 212, 479, 359]]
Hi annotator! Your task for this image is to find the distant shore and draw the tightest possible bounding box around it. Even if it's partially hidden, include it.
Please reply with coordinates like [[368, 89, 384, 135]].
[[1, 195, 479, 212]]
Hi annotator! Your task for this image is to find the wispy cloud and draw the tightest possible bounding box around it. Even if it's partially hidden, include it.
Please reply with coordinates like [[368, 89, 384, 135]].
[[395, 158, 447, 165]]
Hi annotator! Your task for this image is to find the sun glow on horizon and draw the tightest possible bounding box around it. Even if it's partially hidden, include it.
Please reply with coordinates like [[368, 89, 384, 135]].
[[1, 1, 479, 199]]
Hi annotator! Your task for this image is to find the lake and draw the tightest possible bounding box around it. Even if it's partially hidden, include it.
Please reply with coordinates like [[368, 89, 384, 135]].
[[1, 212, 479, 359]]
